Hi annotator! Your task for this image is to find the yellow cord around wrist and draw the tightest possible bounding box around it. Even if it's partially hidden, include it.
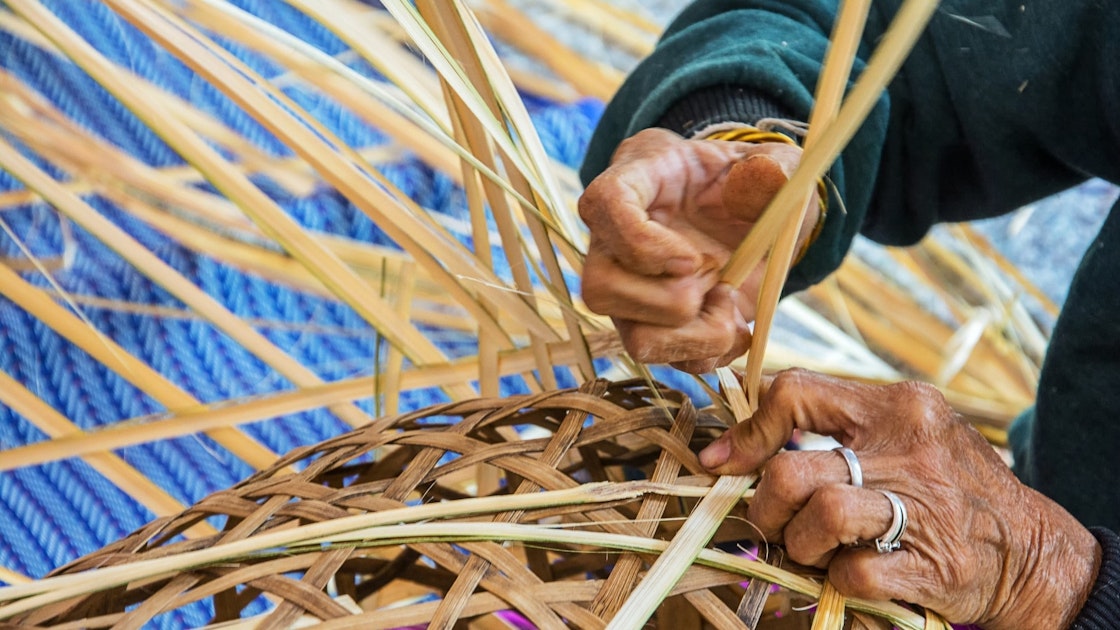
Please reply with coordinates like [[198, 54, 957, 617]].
[[704, 125, 829, 264]]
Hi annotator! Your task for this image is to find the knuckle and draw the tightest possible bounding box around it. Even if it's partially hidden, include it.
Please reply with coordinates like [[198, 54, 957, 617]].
[[812, 485, 852, 535], [831, 557, 886, 600], [761, 452, 807, 497], [577, 178, 612, 223], [767, 369, 807, 407], [887, 381, 952, 430], [784, 536, 816, 567]]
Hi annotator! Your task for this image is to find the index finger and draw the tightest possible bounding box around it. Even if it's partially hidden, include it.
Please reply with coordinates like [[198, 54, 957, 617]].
[[699, 369, 899, 475], [578, 160, 702, 277]]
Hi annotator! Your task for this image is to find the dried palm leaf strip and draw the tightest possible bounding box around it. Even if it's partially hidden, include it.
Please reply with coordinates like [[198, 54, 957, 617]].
[[445, 0, 596, 376], [0, 331, 623, 472], [540, 0, 659, 56], [475, 0, 624, 101], [0, 130, 370, 430], [161, 0, 567, 350], [0, 260, 278, 472]]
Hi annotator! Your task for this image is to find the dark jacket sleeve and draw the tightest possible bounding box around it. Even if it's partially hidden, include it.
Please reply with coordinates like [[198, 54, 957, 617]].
[[580, 0, 1120, 290], [1072, 528, 1120, 629]]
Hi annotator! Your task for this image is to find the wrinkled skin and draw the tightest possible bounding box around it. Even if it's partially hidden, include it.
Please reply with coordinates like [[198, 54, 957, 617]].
[[578, 128, 818, 373], [698, 369, 1100, 629]]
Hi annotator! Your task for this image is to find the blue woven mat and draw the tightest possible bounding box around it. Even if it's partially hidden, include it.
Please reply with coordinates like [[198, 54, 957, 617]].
[[0, 2, 616, 610]]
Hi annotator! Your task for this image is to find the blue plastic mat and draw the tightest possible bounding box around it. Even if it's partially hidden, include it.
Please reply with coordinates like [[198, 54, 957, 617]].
[[0, 0, 610, 600]]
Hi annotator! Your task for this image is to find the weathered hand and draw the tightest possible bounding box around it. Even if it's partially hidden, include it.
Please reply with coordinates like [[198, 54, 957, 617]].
[[699, 369, 1100, 629], [578, 128, 818, 373]]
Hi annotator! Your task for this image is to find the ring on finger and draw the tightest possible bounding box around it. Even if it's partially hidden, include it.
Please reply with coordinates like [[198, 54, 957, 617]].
[[833, 446, 863, 488], [874, 490, 908, 553]]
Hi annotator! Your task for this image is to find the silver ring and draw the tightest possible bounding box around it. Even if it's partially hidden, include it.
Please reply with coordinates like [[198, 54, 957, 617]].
[[875, 490, 908, 553], [833, 446, 863, 488]]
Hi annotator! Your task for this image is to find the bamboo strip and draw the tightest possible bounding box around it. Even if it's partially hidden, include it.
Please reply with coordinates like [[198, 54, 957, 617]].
[[341, 0, 563, 212], [590, 389, 696, 620], [380, 261, 415, 418], [0, 260, 279, 470], [0, 131, 371, 428], [85, 0, 485, 402], [0, 12, 317, 195], [607, 474, 756, 628], [0, 331, 624, 471], [476, 0, 624, 101], [451, 0, 586, 255], [0, 568, 28, 586], [956, 224, 1059, 317], [0, 74, 255, 238], [830, 259, 1035, 407], [0, 517, 926, 629], [424, 381, 608, 628], [579, 0, 663, 35], [420, 0, 558, 393], [811, 579, 847, 630], [447, 1, 596, 373], [721, 0, 940, 287], [169, 0, 466, 185], [146, 0, 563, 350], [540, 0, 658, 56], [742, 0, 871, 404]]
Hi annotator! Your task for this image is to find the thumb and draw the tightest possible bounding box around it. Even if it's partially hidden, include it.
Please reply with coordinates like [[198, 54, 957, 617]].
[[721, 148, 796, 222], [699, 369, 870, 475]]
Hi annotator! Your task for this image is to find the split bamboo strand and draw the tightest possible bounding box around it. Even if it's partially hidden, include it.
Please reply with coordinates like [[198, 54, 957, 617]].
[[741, 0, 871, 405], [154, 0, 567, 350], [0, 520, 926, 629], [606, 369, 757, 629], [0, 260, 280, 471], [0, 133, 371, 429], [721, 0, 940, 287], [0, 331, 624, 471]]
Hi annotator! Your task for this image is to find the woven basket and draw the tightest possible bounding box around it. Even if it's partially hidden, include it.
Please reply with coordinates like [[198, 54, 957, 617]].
[[6, 379, 828, 629]]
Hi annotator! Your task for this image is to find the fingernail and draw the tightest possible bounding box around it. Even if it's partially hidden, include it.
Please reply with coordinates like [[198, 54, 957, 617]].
[[664, 257, 695, 276], [700, 437, 730, 469]]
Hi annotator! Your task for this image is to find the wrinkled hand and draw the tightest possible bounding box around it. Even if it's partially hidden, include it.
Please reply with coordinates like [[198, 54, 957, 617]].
[[578, 128, 818, 373], [699, 369, 1100, 629]]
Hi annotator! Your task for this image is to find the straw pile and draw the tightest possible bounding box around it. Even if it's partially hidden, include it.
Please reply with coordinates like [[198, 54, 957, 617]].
[[0, 0, 1049, 627]]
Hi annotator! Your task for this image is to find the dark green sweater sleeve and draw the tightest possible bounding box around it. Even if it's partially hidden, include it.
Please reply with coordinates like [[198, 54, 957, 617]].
[[581, 0, 1120, 285]]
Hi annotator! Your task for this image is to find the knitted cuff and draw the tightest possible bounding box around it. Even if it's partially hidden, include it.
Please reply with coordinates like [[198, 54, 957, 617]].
[[1071, 528, 1120, 629], [656, 84, 797, 138]]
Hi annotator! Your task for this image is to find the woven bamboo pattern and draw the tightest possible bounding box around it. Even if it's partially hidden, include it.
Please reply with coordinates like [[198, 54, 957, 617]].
[[2, 379, 837, 629]]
